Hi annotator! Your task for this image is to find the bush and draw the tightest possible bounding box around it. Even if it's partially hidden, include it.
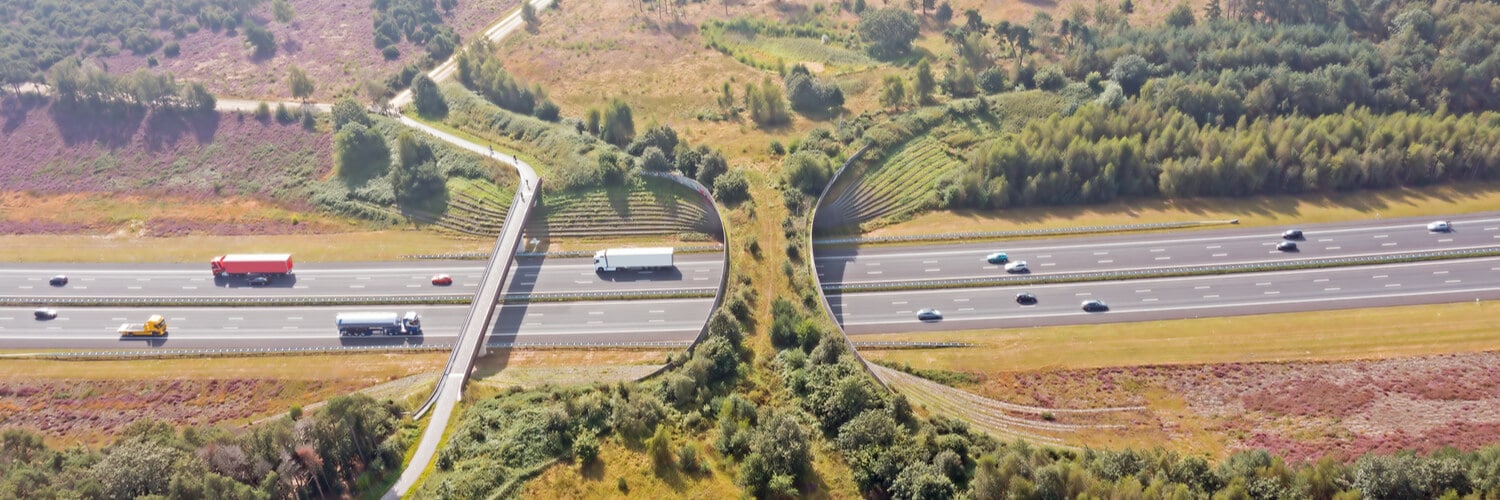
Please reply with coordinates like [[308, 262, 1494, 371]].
[[242, 21, 275, 56], [382, 45, 400, 60], [977, 68, 1008, 94], [647, 425, 673, 470], [534, 99, 561, 121], [640, 146, 671, 172], [782, 150, 833, 195], [714, 168, 751, 204], [412, 75, 447, 117], [274, 103, 294, 123], [1035, 65, 1067, 91], [858, 8, 921, 59], [163, 41, 181, 58], [677, 444, 700, 473], [253, 102, 271, 121]]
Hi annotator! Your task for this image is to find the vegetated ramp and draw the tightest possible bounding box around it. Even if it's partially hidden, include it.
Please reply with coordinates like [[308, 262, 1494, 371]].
[[421, 176, 722, 242], [818, 136, 966, 233]]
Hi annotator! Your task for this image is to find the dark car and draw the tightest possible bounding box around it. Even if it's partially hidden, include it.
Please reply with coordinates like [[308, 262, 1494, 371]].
[[33, 308, 58, 320], [48, 275, 68, 286], [248, 276, 270, 287], [916, 309, 943, 321], [1081, 300, 1109, 312], [1276, 241, 1298, 252], [1015, 292, 1038, 305], [1282, 229, 1303, 240]]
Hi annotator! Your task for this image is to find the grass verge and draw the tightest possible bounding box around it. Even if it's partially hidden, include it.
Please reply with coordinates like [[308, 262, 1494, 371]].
[[867, 182, 1500, 240], [855, 300, 1500, 373], [0, 231, 491, 263]]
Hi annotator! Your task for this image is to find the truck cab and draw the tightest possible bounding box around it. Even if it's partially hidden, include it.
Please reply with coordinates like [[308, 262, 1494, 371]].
[[402, 312, 422, 335]]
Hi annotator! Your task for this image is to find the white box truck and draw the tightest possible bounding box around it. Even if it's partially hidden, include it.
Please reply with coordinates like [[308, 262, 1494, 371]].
[[593, 247, 674, 272]]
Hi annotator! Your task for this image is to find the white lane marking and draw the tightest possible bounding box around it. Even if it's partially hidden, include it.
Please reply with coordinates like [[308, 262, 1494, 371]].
[[1487, 227, 1499, 231], [1264, 291, 1280, 295], [170, 317, 186, 321], [349, 285, 365, 289], [892, 301, 908, 305], [1206, 245, 1222, 249], [1041, 263, 1056, 267], [1434, 271, 1449, 275], [1256, 282, 1271, 286], [288, 317, 302, 320], [1203, 294, 1219, 299], [924, 268, 941, 272], [1136, 289, 1152, 293], [16, 286, 31, 289], [650, 319, 666, 323], [136, 278, 150, 282], [522, 273, 537, 278], [407, 284, 421, 288], [128, 286, 141, 290], [958, 307, 975, 312], [1373, 274, 1388, 279], [1212, 253, 1229, 257], [573, 280, 591, 284], [1098, 259, 1114, 264], [855, 284, 1500, 326], [294, 285, 309, 289], [1155, 257, 1171, 261], [1374, 234, 1389, 239], [224, 326, 238, 330], [1382, 242, 1397, 247], [1318, 238, 1334, 242], [228, 317, 243, 321], [1194, 286, 1210, 290], [83, 278, 95, 281], [283, 326, 298, 330], [519, 282, 535, 286], [587, 320, 604, 324], [1439, 238, 1453, 243], [588, 311, 604, 315], [1326, 246, 1342, 250], [74, 286, 87, 290], [111, 317, 126, 321], [1143, 298, 1159, 302], [1325, 287, 1341, 292], [649, 310, 665, 313], [1446, 279, 1462, 284], [1314, 278, 1329, 283], [182, 286, 197, 290], [866, 262, 881, 267], [922, 260, 939, 264], [356, 276, 371, 280], [694, 277, 710, 281], [954, 298, 970, 302], [1386, 283, 1401, 288], [1150, 248, 1165, 253], [1036, 254, 1052, 258], [1076, 292, 1092, 296], [1093, 251, 1109, 256], [867, 271, 883, 275]]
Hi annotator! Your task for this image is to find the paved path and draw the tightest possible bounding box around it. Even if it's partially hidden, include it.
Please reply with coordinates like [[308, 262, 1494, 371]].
[[384, 116, 539, 499]]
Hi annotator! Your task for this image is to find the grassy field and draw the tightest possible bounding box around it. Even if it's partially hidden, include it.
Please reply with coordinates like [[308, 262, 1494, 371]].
[[868, 182, 1500, 239], [468, 348, 676, 388], [857, 300, 1500, 373]]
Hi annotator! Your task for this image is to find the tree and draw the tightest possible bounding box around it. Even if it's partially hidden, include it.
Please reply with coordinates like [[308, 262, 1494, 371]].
[[784, 65, 844, 113], [880, 75, 907, 109], [181, 82, 216, 112], [697, 150, 729, 188], [273, 0, 295, 23], [1166, 2, 1195, 27], [892, 462, 957, 500], [243, 21, 276, 57], [935, 2, 953, 23], [522, 1, 540, 29], [412, 75, 447, 117], [921, 0, 935, 16], [858, 8, 921, 59], [713, 167, 749, 204], [288, 66, 315, 102], [601, 98, 636, 146], [1109, 54, 1150, 96], [963, 9, 985, 32], [1120, 0, 1134, 15], [782, 150, 833, 195], [334, 122, 391, 182], [1035, 65, 1066, 91], [1205, 0, 1221, 20], [914, 60, 937, 103], [641, 147, 671, 172], [331, 98, 370, 130]]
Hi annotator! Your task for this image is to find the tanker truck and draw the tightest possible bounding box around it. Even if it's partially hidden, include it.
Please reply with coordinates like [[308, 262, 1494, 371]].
[[335, 312, 423, 336]]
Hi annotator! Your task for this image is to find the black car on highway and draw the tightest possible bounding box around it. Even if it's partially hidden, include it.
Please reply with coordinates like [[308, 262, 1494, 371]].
[[1081, 300, 1109, 312], [34, 308, 57, 320], [48, 275, 68, 286], [1282, 229, 1303, 240], [916, 309, 943, 321], [248, 276, 270, 287], [1015, 292, 1038, 305], [1276, 241, 1298, 252]]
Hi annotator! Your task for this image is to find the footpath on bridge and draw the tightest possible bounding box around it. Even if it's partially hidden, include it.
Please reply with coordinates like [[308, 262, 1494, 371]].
[[385, 117, 540, 498]]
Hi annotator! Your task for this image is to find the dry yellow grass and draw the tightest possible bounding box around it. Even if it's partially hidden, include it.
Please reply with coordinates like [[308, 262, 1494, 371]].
[[524, 438, 742, 499], [870, 182, 1500, 239], [468, 348, 676, 388], [857, 300, 1500, 373]]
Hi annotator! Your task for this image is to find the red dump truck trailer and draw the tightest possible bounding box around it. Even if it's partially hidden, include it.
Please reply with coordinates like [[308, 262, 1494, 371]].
[[210, 254, 294, 277]]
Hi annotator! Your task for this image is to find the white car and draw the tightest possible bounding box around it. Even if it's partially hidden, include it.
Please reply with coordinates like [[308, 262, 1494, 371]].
[[1427, 221, 1452, 232], [1004, 261, 1029, 273]]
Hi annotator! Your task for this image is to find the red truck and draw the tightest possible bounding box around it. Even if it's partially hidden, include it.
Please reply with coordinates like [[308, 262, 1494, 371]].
[[211, 254, 294, 277]]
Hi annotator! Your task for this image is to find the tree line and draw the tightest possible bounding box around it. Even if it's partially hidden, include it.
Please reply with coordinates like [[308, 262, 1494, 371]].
[[47, 58, 215, 113], [938, 102, 1500, 209], [456, 40, 558, 121], [0, 394, 407, 499]]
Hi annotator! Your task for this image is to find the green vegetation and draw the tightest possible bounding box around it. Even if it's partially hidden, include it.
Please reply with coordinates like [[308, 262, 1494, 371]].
[[320, 115, 505, 225], [701, 17, 870, 73], [47, 59, 215, 113], [857, 8, 920, 59], [456, 40, 557, 120], [0, 0, 262, 84], [0, 394, 412, 499]]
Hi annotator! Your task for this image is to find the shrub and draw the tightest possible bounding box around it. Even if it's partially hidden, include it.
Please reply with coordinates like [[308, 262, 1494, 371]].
[[163, 41, 180, 57], [714, 168, 750, 204], [647, 425, 673, 470], [534, 99, 561, 121], [382, 46, 400, 60], [274, 103, 294, 123], [412, 75, 447, 117], [678, 444, 700, 473], [253, 102, 271, 121], [977, 68, 1008, 94], [1035, 65, 1067, 91], [782, 150, 833, 195]]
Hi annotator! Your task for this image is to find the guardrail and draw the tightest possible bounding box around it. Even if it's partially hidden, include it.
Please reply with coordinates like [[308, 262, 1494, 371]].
[[637, 171, 732, 381], [18, 340, 696, 360], [813, 219, 1238, 245], [806, 143, 891, 390], [824, 246, 1500, 293], [404, 244, 725, 260], [0, 288, 716, 307]]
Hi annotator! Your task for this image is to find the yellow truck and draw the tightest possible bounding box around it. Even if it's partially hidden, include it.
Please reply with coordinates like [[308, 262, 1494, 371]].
[[118, 315, 168, 337]]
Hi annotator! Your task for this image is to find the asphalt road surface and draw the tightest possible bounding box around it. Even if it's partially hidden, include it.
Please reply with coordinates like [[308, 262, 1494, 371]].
[[832, 256, 1500, 334], [0, 254, 723, 299], [1, 297, 711, 349], [817, 213, 1500, 286]]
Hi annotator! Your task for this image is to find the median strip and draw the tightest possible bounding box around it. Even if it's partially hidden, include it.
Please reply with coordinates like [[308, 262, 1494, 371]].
[[823, 247, 1500, 293]]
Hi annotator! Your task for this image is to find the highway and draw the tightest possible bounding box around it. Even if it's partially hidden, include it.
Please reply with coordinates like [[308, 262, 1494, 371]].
[[831, 256, 1500, 334], [817, 213, 1500, 285], [0, 254, 724, 299], [0, 298, 712, 350]]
